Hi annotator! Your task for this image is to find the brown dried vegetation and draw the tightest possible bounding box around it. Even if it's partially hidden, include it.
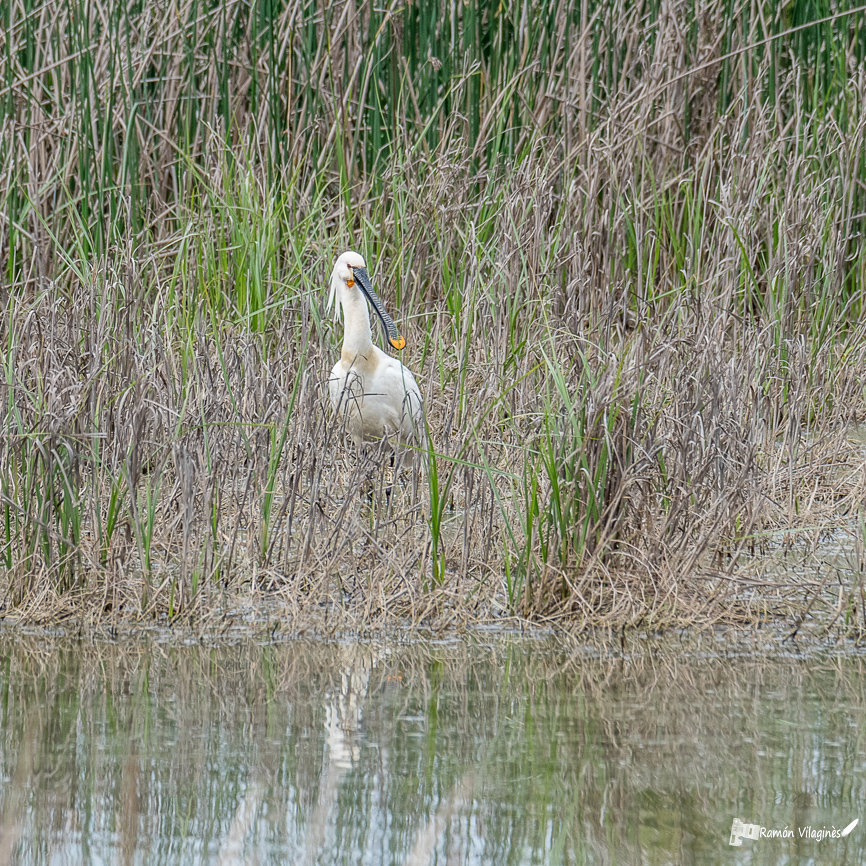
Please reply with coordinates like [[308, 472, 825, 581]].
[[2, 0, 866, 635]]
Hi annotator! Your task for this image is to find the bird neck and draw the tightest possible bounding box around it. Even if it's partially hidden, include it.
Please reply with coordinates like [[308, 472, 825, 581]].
[[340, 289, 374, 361]]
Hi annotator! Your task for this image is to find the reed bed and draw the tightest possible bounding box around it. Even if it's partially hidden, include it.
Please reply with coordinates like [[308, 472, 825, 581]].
[[2, 0, 866, 635]]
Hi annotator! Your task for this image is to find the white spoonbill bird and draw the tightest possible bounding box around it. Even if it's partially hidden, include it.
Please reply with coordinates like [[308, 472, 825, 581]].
[[328, 251, 423, 449]]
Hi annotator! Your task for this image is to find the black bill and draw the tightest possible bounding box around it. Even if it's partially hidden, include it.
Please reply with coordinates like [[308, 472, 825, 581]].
[[353, 267, 405, 351]]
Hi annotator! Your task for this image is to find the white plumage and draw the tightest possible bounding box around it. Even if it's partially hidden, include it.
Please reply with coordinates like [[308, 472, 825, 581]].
[[327, 251, 423, 449]]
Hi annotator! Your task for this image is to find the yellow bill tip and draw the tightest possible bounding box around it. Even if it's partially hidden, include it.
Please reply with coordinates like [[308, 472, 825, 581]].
[[390, 335, 406, 350]]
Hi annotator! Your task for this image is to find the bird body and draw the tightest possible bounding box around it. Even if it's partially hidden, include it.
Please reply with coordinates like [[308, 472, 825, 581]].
[[328, 251, 423, 449]]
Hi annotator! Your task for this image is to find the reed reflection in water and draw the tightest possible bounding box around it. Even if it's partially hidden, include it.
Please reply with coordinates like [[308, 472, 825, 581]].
[[0, 636, 864, 865]]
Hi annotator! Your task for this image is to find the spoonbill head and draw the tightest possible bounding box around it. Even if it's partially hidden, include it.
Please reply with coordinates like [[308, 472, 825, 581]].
[[328, 251, 423, 449]]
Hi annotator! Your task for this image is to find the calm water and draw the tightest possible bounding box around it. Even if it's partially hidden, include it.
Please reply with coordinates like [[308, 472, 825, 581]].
[[0, 634, 864, 865]]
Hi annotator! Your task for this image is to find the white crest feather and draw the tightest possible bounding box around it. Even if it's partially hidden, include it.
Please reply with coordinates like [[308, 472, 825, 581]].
[[327, 271, 341, 323]]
